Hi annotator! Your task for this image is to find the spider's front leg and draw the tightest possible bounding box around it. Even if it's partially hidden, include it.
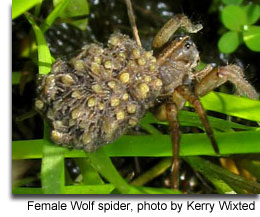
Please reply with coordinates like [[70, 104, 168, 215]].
[[152, 15, 203, 49], [194, 64, 259, 100]]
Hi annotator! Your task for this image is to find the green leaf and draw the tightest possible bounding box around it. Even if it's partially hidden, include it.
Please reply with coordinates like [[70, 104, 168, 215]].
[[13, 187, 43, 194], [142, 110, 255, 134], [12, 184, 182, 194], [199, 92, 260, 122], [12, 129, 260, 159], [243, 25, 260, 52], [25, 13, 52, 74], [34, 1, 42, 17], [243, 3, 260, 25], [54, 0, 89, 18], [131, 158, 171, 186], [70, 19, 89, 31], [221, 0, 243, 5], [12, 139, 44, 160], [135, 186, 181, 194], [12, 185, 115, 194], [186, 156, 235, 194], [53, 0, 89, 30], [41, 0, 70, 33], [218, 31, 240, 53], [185, 156, 260, 194], [107, 131, 260, 157], [12, 0, 42, 20], [41, 141, 66, 194], [75, 158, 104, 185], [64, 184, 115, 194], [221, 5, 247, 31], [86, 148, 142, 194], [178, 110, 255, 131]]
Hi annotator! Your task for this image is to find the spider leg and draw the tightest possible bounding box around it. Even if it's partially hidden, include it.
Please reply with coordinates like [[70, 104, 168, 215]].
[[154, 91, 186, 189], [165, 103, 180, 189], [152, 15, 203, 49], [175, 85, 219, 154], [154, 85, 218, 188], [195, 64, 259, 100]]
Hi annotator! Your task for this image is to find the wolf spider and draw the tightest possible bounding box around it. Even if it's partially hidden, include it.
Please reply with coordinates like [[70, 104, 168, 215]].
[[124, 0, 258, 189]]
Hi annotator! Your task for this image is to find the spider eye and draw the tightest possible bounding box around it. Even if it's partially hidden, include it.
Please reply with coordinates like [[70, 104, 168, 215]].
[[184, 41, 192, 50]]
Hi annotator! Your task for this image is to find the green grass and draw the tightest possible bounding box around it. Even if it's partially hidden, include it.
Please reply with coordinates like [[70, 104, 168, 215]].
[[12, 0, 260, 194]]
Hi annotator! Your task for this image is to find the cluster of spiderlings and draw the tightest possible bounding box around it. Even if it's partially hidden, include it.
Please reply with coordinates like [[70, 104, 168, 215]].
[[35, 33, 163, 152]]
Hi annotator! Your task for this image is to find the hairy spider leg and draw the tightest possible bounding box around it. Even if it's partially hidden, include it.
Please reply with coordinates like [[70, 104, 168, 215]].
[[152, 15, 203, 49], [195, 65, 259, 100]]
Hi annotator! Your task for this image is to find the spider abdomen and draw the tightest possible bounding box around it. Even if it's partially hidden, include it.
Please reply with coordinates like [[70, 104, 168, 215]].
[[35, 33, 162, 151]]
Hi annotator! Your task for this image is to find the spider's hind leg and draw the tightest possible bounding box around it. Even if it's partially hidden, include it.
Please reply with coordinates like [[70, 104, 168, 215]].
[[155, 85, 218, 189], [165, 103, 181, 189]]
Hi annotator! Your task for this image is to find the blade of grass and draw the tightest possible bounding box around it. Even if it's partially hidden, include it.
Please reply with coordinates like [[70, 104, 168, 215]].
[[12, 0, 42, 20], [208, 177, 236, 194], [34, 1, 42, 17], [184, 156, 260, 194], [74, 158, 104, 185], [12, 129, 260, 159], [25, 12, 52, 75], [12, 184, 115, 194], [12, 187, 43, 194], [86, 148, 142, 194], [64, 184, 115, 194], [104, 130, 260, 157], [53, 0, 89, 31], [40, 0, 70, 32], [185, 157, 236, 194], [178, 110, 255, 131], [196, 92, 260, 122], [134, 186, 181, 194], [54, 0, 89, 18], [131, 158, 171, 186], [140, 113, 162, 135], [41, 123, 65, 194], [12, 139, 45, 159], [41, 141, 65, 194], [12, 184, 181, 194], [142, 111, 255, 133]]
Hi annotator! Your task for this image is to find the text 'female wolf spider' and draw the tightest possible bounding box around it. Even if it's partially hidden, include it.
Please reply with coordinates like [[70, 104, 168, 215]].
[[36, 0, 259, 189]]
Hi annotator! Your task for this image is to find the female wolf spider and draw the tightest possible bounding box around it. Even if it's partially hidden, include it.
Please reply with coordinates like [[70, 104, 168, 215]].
[[36, 0, 258, 189], [125, 0, 258, 189]]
